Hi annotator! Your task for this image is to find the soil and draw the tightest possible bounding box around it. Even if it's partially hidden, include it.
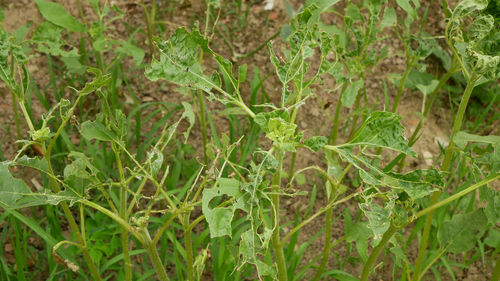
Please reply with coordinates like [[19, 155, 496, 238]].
[[0, 0, 496, 281]]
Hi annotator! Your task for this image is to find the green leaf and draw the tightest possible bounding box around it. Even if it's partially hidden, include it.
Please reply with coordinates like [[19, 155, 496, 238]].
[[415, 80, 439, 96], [202, 178, 249, 238], [181, 102, 195, 142], [485, 229, 500, 248], [254, 110, 291, 132], [454, 131, 500, 149], [348, 111, 417, 157], [480, 186, 500, 224], [32, 21, 79, 57], [266, 118, 298, 152], [396, 0, 417, 21], [34, 0, 85, 32], [145, 28, 216, 93], [345, 222, 370, 261], [380, 7, 397, 29], [80, 120, 119, 143], [61, 57, 86, 74], [437, 209, 488, 253], [115, 40, 145, 66], [341, 80, 364, 107]]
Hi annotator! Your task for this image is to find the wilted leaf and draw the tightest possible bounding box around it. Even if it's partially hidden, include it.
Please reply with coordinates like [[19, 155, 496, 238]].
[[347, 111, 416, 157]]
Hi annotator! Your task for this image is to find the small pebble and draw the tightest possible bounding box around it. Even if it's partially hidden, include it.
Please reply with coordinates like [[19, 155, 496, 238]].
[[422, 151, 433, 166], [434, 136, 449, 148]]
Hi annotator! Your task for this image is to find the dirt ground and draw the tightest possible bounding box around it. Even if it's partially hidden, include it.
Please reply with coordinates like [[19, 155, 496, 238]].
[[0, 0, 495, 280]]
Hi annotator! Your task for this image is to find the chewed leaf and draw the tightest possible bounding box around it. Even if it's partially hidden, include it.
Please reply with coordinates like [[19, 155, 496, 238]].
[[347, 111, 416, 157], [0, 163, 82, 209], [202, 178, 249, 238], [32, 22, 79, 57], [304, 136, 327, 152], [0, 28, 27, 90], [0, 163, 32, 208], [360, 202, 391, 245], [78, 68, 111, 95], [470, 14, 495, 42], [437, 209, 488, 253], [451, 0, 488, 19], [330, 148, 442, 199], [145, 28, 216, 93], [385, 169, 443, 199]]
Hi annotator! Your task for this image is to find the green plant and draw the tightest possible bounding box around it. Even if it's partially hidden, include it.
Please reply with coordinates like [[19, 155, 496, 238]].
[[0, 0, 499, 280]]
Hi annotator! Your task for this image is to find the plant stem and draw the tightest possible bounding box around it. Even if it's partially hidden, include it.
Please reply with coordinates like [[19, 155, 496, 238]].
[[114, 146, 132, 281], [184, 214, 195, 281], [36, 93, 102, 280], [11, 91, 21, 143], [328, 83, 348, 144], [313, 86, 344, 279], [360, 224, 398, 281], [288, 65, 304, 182], [311, 194, 334, 281], [272, 149, 287, 281], [141, 228, 170, 281], [348, 90, 363, 139], [411, 73, 479, 281]]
